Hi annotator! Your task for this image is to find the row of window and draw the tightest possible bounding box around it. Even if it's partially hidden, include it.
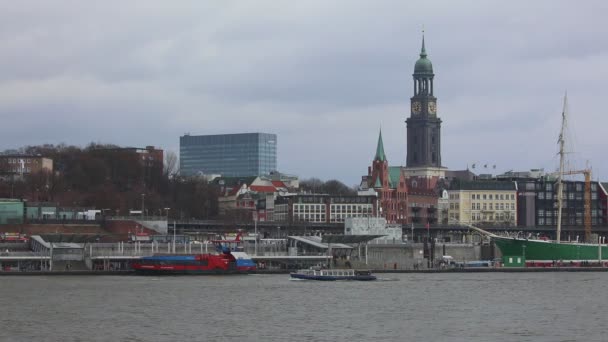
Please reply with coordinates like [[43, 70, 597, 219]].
[[298, 197, 373, 204], [537, 210, 602, 217], [6, 167, 32, 173], [538, 217, 602, 225], [4, 158, 37, 164], [292, 212, 373, 223], [449, 213, 515, 222], [470, 193, 515, 200], [293, 204, 373, 214], [524, 182, 598, 192], [470, 212, 514, 222], [538, 192, 598, 200], [470, 203, 516, 211]]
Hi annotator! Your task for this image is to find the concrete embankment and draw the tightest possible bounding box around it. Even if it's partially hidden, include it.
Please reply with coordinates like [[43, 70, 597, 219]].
[[0, 270, 135, 276], [2, 267, 608, 275], [372, 267, 608, 273]]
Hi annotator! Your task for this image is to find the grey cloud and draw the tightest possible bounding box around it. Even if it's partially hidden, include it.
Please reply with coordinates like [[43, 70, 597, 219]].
[[0, 1, 607, 185]]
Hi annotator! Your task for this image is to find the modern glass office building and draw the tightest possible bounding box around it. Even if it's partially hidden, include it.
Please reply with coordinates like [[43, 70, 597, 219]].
[[180, 133, 277, 177]]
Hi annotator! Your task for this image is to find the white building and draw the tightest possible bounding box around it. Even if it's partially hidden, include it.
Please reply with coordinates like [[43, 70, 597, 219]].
[[345, 217, 402, 243]]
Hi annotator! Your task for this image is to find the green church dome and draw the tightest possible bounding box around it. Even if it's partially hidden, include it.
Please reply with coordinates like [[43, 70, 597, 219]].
[[414, 57, 433, 74], [414, 36, 433, 75]]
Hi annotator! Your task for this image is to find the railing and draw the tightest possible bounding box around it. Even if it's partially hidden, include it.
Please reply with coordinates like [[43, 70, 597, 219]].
[[106, 216, 167, 221], [0, 251, 50, 257], [86, 242, 216, 258]]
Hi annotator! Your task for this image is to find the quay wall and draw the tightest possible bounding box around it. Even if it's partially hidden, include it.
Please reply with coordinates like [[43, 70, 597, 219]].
[[352, 243, 482, 270], [0, 224, 106, 235]]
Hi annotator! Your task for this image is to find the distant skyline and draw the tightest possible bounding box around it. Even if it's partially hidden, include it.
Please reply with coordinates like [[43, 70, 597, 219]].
[[1, 1, 607, 185]]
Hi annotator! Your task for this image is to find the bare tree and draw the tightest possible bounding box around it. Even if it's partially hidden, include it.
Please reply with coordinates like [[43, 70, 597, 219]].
[[164, 151, 179, 178]]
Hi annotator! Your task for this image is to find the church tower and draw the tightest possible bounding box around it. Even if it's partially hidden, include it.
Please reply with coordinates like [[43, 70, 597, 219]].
[[406, 34, 442, 168]]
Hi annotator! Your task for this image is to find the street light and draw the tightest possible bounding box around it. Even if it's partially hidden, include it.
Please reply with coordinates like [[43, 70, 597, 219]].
[[101, 208, 111, 220], [164, 208, 172, 250], [253, 210, 258, 256], [141, 194, 145, 219]]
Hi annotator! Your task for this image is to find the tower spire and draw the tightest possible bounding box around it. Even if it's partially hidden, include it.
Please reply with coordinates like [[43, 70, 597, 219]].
[[420, 28, 427, 58], [375, 128, 387, 162]]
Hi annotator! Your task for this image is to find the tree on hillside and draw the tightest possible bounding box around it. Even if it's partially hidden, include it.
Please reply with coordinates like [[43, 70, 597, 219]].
[[164, 151, 179, 178], [323, 179, 357, 196], [299, 178, 356, 196], [0, 143, 221, 220], [299, 178, 324, 193]]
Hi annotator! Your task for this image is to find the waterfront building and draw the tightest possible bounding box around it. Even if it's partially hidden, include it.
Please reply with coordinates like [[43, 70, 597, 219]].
[[437, 190, 449, 225], [215, 174, 295, 222], [515, 177, 607, 229], [0, 199, 24, 224], [345, 217, 403, 243], [282, 193, 377, 224], [492, 170, 608, 231], [180, 133, 277, 177], [0, 155, 53, 177], [360, 130, 408, 224], [447, 180, 518, 226]]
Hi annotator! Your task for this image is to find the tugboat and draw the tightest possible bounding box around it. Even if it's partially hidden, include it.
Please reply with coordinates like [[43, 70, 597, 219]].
[[290, 268, 376, 281]]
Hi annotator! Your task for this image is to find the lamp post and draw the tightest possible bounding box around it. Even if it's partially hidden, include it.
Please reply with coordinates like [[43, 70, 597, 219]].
[[253, 210, 258, 256], [164, 208, 172, 251], [141, 194, 145, 219], [101, 208, 111, 221]]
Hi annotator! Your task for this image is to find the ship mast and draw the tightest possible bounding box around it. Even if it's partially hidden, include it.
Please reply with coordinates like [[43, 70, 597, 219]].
[[556, 93, 568, 244]]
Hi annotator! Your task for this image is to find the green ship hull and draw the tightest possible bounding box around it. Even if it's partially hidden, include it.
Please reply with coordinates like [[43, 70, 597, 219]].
[[494, 237, 608, 262]]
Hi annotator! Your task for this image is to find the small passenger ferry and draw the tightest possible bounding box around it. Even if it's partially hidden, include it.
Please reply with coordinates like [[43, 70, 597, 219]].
[[290, 268, 376, 281]]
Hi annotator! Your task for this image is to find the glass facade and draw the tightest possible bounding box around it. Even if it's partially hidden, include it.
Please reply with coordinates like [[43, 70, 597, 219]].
[[180, 133, 277, 177]]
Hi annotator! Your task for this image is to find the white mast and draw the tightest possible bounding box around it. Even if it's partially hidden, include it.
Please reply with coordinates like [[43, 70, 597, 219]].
[[556, 93, 568, 244]]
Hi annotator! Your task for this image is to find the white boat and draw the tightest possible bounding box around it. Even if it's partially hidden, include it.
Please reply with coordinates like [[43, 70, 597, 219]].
[[290, 268, 376, 281]]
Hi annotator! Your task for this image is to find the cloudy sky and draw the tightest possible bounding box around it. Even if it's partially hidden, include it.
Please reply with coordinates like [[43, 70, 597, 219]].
[[1, 1, 607, 185]]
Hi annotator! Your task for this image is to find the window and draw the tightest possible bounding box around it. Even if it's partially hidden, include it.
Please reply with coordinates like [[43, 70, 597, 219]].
[[538, 192, 545, 199], [489, 194, 493, 200], [483, 194, 487, 200]]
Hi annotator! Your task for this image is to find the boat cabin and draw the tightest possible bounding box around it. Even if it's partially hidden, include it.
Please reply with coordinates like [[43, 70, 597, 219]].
[[296, 268, 371, 277]]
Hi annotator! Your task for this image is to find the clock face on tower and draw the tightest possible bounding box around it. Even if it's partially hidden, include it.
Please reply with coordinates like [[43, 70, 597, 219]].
[[412, 101, 422, 114], [428, 102, 437, 114]]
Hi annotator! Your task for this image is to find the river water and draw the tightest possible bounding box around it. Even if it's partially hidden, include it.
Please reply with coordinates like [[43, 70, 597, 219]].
[[0, 272, 606, 342]]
